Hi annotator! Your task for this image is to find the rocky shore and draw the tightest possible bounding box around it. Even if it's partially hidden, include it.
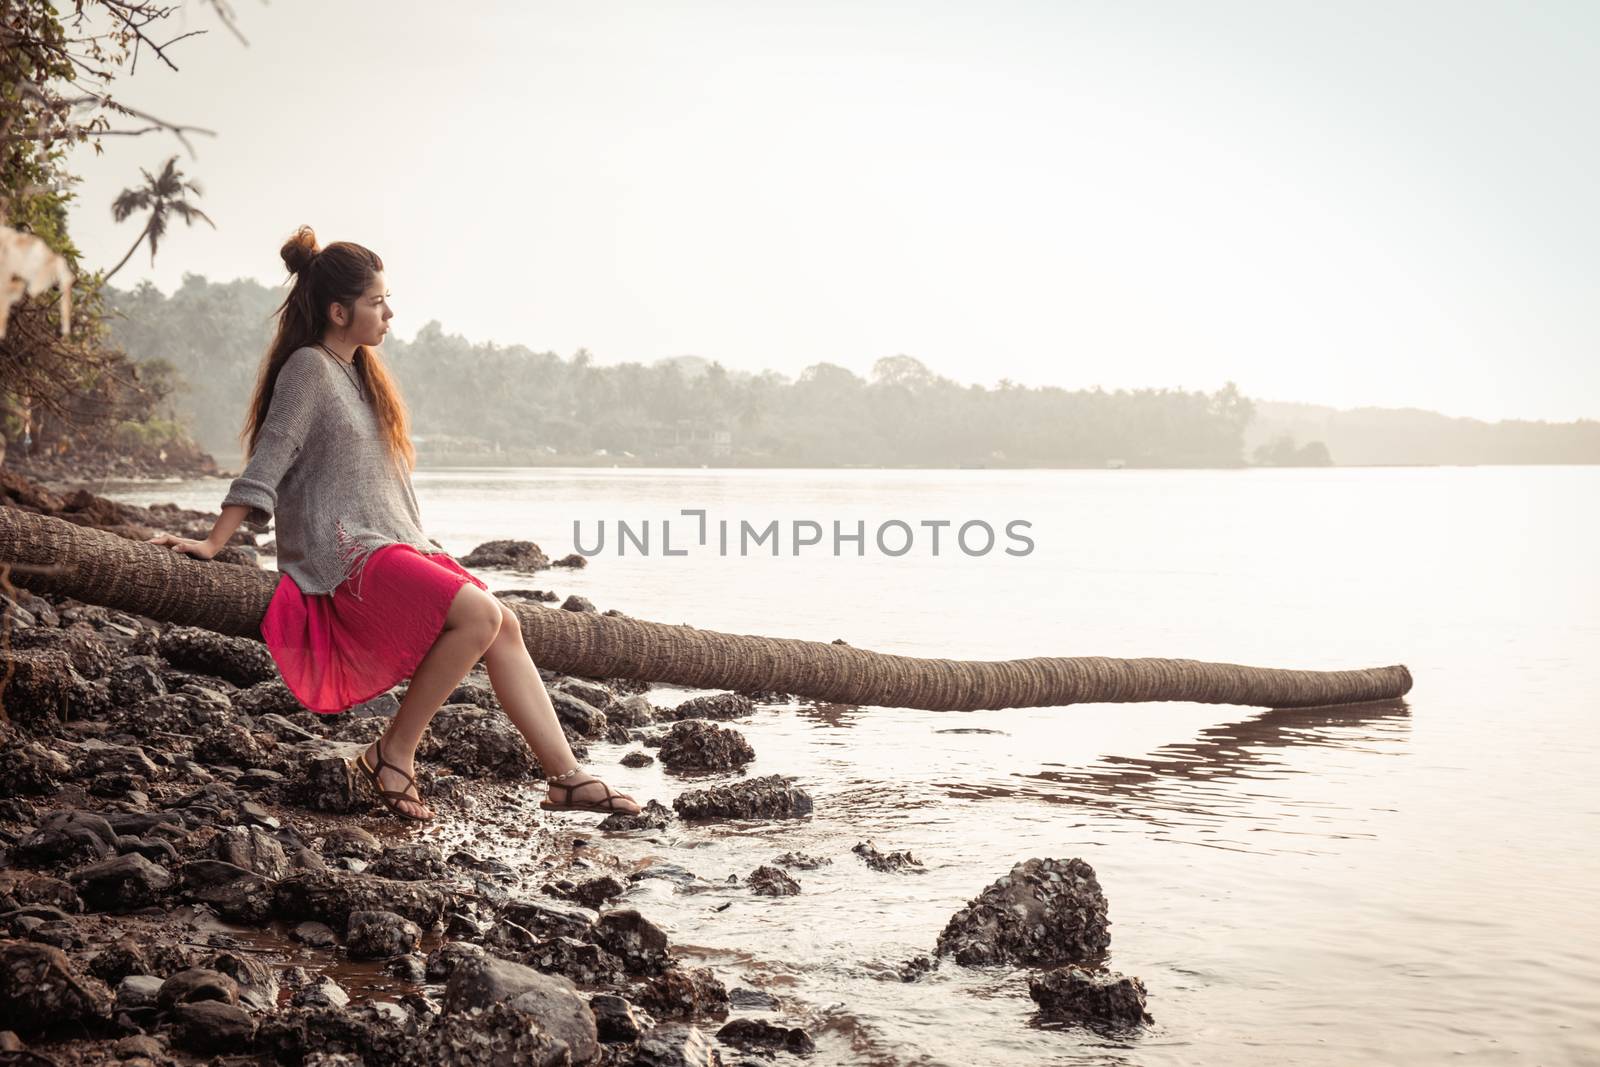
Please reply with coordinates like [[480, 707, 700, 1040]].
[[0, 470, 1150, 1065]]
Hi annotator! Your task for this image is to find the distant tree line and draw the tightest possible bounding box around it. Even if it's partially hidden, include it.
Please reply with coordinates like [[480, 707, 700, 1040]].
[[104, 275, 1261, 469]]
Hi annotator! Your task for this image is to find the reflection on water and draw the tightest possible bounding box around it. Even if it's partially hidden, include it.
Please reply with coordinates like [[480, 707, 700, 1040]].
[[977, 700, 1411, 831]]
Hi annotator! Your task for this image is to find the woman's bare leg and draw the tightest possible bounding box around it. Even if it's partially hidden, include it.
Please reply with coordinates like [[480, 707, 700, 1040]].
[[365, 583, 503, 818], [482, 602, 641, 815]]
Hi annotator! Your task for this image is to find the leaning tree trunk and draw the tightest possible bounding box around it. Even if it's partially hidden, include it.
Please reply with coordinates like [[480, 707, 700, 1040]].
[[0, 507, 1412, 710]]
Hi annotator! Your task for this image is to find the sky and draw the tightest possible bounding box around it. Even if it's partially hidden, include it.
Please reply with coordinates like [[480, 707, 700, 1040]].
[[60, 0, 1600, 422]]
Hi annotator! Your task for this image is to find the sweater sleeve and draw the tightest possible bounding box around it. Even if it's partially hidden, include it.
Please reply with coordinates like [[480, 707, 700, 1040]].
[[222, 351, 325, 533]]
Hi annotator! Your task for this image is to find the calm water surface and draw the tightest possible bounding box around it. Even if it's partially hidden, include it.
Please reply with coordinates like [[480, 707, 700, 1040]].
[[105, 465, 1600, 1066]]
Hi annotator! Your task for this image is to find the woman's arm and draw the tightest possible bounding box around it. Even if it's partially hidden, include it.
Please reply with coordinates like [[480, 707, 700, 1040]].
[[219, 350, 325, 533], [147, 503, 252, 559]]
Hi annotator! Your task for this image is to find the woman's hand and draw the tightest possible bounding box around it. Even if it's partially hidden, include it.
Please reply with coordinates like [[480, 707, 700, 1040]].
[[146, 533, 221, 560]]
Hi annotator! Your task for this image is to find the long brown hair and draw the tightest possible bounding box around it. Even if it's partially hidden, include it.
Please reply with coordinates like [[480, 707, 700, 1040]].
[[239, 225, 415, 472]]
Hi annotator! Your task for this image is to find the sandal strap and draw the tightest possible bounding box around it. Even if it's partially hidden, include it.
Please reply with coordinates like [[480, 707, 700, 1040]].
[[373, 738, 420, 789], [363, 741, 422, 801], [550, 780, 634, 809]]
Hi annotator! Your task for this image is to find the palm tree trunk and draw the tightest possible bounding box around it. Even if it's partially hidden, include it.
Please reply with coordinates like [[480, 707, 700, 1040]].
[[0, 507, 1412, 710], [102, 219, 151, 282]]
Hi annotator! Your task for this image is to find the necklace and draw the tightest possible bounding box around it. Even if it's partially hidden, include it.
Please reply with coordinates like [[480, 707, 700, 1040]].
[[318, 342, 366, 401]]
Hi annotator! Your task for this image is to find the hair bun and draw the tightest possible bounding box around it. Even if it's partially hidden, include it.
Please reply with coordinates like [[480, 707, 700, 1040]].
[[280, 225, 320, 275]]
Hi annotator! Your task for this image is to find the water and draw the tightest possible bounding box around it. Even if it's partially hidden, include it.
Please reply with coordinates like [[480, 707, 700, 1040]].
[[103, 465, 1600, 1065]]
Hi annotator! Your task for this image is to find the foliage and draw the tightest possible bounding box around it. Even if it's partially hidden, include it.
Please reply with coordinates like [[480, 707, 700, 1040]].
[[0, 0, 237, 457], [106, 275, 1266, 469], [1251, 433, 1335, 467]]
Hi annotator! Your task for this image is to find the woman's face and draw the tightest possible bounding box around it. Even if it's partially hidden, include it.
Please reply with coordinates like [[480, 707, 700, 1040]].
[[333, 272, 393, 346]]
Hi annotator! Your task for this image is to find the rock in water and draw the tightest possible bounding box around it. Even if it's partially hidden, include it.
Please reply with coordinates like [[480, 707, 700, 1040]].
[[934, 857, 1111, 967], [1029, 966, 1153, 1027]]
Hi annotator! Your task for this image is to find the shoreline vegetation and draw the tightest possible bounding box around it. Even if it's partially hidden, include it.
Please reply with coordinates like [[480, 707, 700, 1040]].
[[64, 276, 1594, 479]]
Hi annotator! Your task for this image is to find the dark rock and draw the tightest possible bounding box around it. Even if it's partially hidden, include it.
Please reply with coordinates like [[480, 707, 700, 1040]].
[[1029, 966, 1152, 1027], [9, 623, 115, 679], [232, 679, 307, 718], [446, 677, 500, 712], [598, 798, 674, 831], [773, 851, 831, 870], [272, 869, 448, 929], [412, 999, 571, 1066], [193, 723, 267, 768], [0, 940, 112, 1034], [635, 965, 729, 1021], [934, 857, 1111, 968], [0, 650, 78, 729], [745, 865, 800, 896], [522, 936, 625, 987], [0, 873, 80, 914], [368, 840, 449, 882], [346, 909, 422, 959], [500, 898, 596, 942], [255, 712, 320, 743], [67, 853, 173, 912], [559, 595, 596, 613], [291, 975, 350, 1009], [290, 756, 370, 814], [620, 750, 655, 768], [657, 720, 755, 773], [460, 540, 549, 571], [179, 859, 256, 891], [156, 967, 238, 1009], [0, 738, 73, 797], [318, 825, 382, 860], [156, 626, 276, 687], [253, 1004, 409, 1067], [589, 992, 643, 1043], [107, 655, 167, 708], [74, 739, 161, 780], [547, 689, 608, 739], [482, 918, 540, 958], [425, 942, 488, 982], [716, 1017, 815, 1055], [191, 871, 276, 924], [898, 954, 937, 982], [207, 950, 279, 1011], [213, 826, 290, 879], [170, 999, 255, 1053], [633, 1025, 722, 1067], [593, 909, 670, 976], [87, 940, 149, 985], [852, 840, 924, 873], [425, 705, 538, 779], [608, 695, 658, 728], [144, 944, 205, 978], [663, 693, 754, 723], [387, 954, 426, 983], [442, 955, 599, 1062], [672, 775, 812, 821], [115, 973, 164, 1012], [290, 921, 339, 948], [114, 1034, 165, 1060], [565, 874, 625, 910]]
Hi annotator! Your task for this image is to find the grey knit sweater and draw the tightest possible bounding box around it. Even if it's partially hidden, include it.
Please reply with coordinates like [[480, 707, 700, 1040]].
[[221, 345, 440, 598]]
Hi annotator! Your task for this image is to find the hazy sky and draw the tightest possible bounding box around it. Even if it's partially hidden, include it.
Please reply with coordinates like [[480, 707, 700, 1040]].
[[63, 1, 1598, 421]]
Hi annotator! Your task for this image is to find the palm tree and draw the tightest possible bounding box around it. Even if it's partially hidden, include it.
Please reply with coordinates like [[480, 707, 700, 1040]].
[[104, 157, 216, 282], [0, 507, 1414, 711]]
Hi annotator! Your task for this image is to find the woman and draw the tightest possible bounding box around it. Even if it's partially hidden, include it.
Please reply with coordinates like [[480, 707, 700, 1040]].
[[147, 225, 641, 821]]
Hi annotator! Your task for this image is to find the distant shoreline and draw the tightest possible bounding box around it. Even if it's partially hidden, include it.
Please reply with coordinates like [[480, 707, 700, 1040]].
[[63, 457, 1600, 492]]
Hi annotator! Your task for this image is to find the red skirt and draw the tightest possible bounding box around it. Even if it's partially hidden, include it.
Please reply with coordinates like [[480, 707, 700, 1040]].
[[261, 543, 489, 715]]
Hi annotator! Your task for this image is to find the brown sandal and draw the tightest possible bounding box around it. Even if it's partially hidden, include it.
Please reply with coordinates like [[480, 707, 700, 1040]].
[[540, 776, 639, 815], [354, 738, 432, 822]]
